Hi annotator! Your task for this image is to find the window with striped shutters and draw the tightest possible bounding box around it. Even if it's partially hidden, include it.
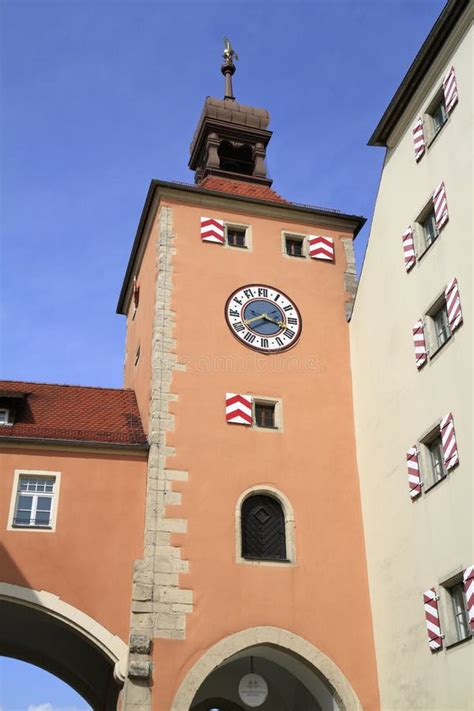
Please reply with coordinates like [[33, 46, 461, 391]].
[[463, 566, 474, 633], [241, 494, 286, 561]]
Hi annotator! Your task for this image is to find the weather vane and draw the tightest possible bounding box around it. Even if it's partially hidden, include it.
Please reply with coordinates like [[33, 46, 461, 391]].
[[221, 36, 238, 100]]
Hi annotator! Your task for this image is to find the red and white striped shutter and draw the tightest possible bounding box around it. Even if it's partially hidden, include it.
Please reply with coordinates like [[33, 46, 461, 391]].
[[463, 566, 474, 633], [407, 446, 422, 499], [440, 412, 459, 470], [445, 278, 463, 332], [200, 217, 225, 244], [443, 66, 458, 113], [402, 227, 416, 272], [432, 182, 449, 231], [423, 588, 443, 651], [225, 393, 252, 425], [413, 320, 428, 369], [412, 118, 426, 161], [308, 235, 335, 261]]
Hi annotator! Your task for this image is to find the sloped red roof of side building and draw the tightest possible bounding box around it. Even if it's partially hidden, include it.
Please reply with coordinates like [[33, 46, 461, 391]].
[[0, 380, 147, 447]]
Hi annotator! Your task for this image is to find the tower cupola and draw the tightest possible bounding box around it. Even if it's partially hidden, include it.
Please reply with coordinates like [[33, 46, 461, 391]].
[[189, 39, 273, 186]]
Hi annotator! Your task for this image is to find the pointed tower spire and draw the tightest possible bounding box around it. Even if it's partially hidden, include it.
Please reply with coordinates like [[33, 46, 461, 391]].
[[221, 37, 238, 100]]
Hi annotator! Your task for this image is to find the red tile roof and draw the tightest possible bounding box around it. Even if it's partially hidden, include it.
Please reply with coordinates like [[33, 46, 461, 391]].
[[0, 381, 147, 448], [199, 176, 289, 204]]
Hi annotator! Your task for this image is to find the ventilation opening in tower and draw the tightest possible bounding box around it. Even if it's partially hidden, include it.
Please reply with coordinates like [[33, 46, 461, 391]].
[[218, 141, 255, 176]]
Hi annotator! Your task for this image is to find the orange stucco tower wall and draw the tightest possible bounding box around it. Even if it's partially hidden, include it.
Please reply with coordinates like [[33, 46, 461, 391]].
[[118, 155, 380, 706]]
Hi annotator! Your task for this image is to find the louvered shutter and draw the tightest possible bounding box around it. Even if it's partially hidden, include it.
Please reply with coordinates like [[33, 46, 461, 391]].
[[200, 216, 225, 244], [402, 227, 416, 271], [423, 588, 443, 651], [225, 393, 252, 425], [463, 566, 474, 632], [443, 66, 458, 113], [432, 182, 449, 231], [440, 412, 459, 470], [407, 446, 422, 499], [412, 118, 426, 161], [445, 278, 463, 332], [413, 320, 428, 369], [308, 235, 335, 261]]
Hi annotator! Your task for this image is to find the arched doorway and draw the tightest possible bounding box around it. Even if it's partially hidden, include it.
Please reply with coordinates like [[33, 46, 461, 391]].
[[172, 627, 362, 711], [0, 584, 128, 711]]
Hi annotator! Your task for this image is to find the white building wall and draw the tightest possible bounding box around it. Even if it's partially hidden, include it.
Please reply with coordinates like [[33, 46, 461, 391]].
[[350, 8, 473, 711]]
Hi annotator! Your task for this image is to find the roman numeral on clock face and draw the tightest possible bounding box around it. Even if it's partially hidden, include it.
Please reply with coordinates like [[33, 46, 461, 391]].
[[288, 317, 298, 325], [284, 329, 295, 339], [229, 309, 240, 318], [233, 322, 245, 333], [244, 332, 256, 343], [283, 305, 293, 312]]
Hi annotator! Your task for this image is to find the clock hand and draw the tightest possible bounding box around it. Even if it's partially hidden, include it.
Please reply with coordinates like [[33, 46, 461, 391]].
[[263, 314, 285, 328], [244, 313, 267, 325]]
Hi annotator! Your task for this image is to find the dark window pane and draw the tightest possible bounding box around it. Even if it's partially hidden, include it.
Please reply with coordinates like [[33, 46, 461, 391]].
[[227, 229, 246, 248], [34, 511, 51, 526], [286, 238, 303, 257], [255, 404, 275, 428], [36, 497, 52, 512], [17, 495, 32, 511], [241, 494, 286, 561]]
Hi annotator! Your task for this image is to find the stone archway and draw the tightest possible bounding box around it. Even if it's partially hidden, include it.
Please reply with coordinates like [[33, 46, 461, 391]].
[[0, 583, 128, 710], [171, 627, 362, 711]]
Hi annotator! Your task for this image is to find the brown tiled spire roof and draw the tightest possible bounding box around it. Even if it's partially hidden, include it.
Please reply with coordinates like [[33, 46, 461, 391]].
[[0, 380, 147, 448]]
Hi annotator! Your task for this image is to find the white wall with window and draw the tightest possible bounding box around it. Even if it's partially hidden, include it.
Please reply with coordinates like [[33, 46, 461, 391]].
[[350, 4, 473, 709], [8, 470, 61, 532]]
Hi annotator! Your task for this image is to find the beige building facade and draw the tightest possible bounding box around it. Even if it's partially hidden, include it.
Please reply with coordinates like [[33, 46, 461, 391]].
[[350, 0, 473, 709]]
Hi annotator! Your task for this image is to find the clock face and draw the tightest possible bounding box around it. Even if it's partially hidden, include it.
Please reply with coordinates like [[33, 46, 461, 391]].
[[225, 284, 302, 353]]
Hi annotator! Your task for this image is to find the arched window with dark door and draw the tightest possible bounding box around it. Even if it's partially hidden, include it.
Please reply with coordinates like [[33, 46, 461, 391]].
[[241, 494, 287, 561]]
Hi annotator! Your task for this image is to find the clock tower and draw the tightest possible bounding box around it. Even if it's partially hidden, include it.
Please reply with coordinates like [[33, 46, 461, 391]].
[[118, 43, 380, 711]]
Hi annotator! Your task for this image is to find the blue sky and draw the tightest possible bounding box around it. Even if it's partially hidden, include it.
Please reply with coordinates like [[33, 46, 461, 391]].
[[0, 0, 445, 706]]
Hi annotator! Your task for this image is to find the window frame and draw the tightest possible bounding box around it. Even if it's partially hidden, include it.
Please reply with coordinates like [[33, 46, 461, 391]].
[[424, 88, 449, 146], [282, 231, 308, 260], [425, 293, 452, 358], [235, 485, 296, 567], [419, 424, 447, 491], [8, 470, 61, 533], [251, 396, 283, 432], [415, 200, 439, 259], [224, 222, 252, 251], [439, 569, 472, 648]]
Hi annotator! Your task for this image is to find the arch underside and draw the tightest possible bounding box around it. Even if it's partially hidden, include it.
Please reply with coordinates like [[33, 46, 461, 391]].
[[172, 627, 362, 711], [0, 599, 121, 710]]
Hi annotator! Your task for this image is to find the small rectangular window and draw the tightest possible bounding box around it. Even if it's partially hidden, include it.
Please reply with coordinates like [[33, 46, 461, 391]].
[[285, 237, 304, 258], [255, 403, 276, 429], [442, 579, 471, 644], [134, 345, 141, 366], [227, 227, 247, 249], [432, 304, 450, 348], [449, 583, 470, 641], [421, 210, 438, 249], [427, 92, 448, 140], [13, 475, 56, 528]]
